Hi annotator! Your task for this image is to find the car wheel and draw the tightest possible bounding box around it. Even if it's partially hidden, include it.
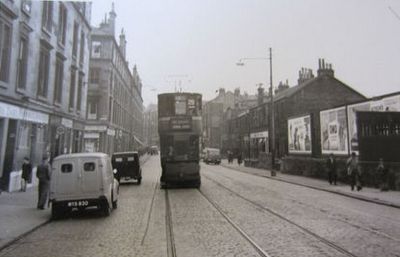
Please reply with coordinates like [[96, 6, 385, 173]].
[[112, 192, 118, 209], [51, 203, 63, 220], [112, 199, 118, 209], [102, 202, 111, 217], [137, 177, 142, 185]]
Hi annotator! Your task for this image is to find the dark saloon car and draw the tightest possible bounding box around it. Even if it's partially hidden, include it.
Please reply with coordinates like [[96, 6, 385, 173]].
[[111, 152, 142, 184]]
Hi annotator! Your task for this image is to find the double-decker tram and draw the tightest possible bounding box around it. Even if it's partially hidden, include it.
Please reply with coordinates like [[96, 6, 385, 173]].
[[158, 92, 202, 188]]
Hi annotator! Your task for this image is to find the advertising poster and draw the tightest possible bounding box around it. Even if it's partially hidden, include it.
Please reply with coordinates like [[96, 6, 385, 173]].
[[288, 115, 312, 154], [320, 107, 348, 155], [347, 101, 371, 154]]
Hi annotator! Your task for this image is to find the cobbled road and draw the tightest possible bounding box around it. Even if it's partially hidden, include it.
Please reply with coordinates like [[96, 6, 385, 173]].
[[1, 156, 399, 257]]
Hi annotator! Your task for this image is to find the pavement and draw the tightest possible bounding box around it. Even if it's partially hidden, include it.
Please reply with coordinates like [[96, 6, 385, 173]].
[[1, 156, 399, 252], [220, 159, 400, 209], [0, 154, 152, 251], [0, 185, 51, 251]]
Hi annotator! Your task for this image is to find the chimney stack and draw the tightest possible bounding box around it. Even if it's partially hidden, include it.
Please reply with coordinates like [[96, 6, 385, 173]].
[[297, 67, 314, 85], [275, 80, 290, 95], [317, 58, 334, 77]]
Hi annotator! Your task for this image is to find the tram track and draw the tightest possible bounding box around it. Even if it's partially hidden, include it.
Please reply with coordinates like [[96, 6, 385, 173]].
[[197, 188, 272, 257], [140, 180, 159, 246], [201, 173, 360, 257], [164, 189, 177, 257]]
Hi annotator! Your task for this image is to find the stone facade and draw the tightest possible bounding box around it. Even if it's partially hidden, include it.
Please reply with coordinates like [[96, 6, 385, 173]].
[[84, 4, 144, 154], [0, 1, 91, 190]]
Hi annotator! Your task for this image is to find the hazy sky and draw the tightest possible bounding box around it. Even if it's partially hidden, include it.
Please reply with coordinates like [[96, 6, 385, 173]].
[[91, 0, 400, 106]]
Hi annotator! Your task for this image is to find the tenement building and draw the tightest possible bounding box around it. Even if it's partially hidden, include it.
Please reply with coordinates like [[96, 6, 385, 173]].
[[0, 1, 91, 191], [85, 4, 144, 154]]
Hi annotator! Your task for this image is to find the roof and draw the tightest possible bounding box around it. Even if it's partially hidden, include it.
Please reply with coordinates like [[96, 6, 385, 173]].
[[112, 151, 139, 155], [271, 75, 365, 103], [53, 152, 109, 161]]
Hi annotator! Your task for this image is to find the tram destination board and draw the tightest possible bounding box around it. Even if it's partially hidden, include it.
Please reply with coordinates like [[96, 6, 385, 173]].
[[170, 117, 192, 130]]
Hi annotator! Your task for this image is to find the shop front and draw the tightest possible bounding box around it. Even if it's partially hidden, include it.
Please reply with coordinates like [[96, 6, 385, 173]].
[[0, 101, 48, 191]]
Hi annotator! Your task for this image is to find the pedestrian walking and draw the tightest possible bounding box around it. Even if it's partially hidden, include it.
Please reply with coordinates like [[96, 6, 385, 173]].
[[326, 153, 337, 185], [228, 151, 233, 164], [237, 152, 242, 166], [376, 158, 389, 191], [21, 157, 32, 192], [36, 156, 51, 210], [347, 152, 362, 191]]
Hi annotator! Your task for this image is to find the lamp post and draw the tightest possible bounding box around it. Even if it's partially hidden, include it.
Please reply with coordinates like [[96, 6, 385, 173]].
[[237, 47, 276, 176]]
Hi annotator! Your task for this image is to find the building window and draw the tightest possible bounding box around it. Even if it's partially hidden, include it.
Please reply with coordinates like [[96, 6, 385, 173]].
[[88, 101, 97, 120], [18, 123, 31, 149], [53, 56, 64, 104], [90, 68, 100, 83], [79, 31, 85, 64], [77, 72, 83, 111], [37, 45, 50, 98], [0, 19, 12, 83], [69, 67, 76, 109], [72, 22, 79, 57], [91, 41, 101, 58], [21, 0, 32, 15], [58, 3, 67, 46], [16, 36, 29, 90], [41, 1, 53, 32]]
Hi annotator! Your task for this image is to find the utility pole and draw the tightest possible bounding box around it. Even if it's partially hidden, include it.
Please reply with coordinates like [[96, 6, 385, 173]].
[[269, 47, 276, 176]]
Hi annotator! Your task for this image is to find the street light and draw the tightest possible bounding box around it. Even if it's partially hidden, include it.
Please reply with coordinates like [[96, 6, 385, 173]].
[[236, 47, 276, 176]]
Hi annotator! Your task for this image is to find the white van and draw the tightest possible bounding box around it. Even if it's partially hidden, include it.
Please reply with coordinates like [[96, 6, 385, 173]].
[[50, 153, 119, 219]]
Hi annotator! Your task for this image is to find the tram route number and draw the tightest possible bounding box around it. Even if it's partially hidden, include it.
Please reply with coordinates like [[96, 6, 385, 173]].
[[67, 200, 89, 207]]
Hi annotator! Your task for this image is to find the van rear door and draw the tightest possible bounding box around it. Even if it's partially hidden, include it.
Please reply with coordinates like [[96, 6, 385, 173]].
[[55, 159, 80, 196], [81, 158, 101, 195]]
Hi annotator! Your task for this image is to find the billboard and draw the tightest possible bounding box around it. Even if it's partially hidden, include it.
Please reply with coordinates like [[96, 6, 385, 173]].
[[288, 115, 311, 154], [320, 106, 348, 155]]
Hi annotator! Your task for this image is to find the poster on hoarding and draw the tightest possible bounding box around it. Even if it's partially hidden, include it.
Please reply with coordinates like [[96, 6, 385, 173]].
[[320, 107, 348, 155], [347, 102, 370, 154], [288, 115, 312, 154]]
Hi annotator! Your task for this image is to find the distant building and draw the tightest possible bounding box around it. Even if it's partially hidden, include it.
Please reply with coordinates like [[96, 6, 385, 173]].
[[84, 4, 144, 154], [0, 1, 91, 190], [202, 87, 256, 150], [143, 104, 159, 148]]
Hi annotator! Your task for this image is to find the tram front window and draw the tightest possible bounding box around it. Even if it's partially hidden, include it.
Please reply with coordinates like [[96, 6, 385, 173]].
[[161, 135, 199, 161]]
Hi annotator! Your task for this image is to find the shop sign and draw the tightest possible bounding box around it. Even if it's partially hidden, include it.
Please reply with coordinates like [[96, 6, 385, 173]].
[[56, 126, 65, 135], [61, 118, 73, 128], [85, 125, 107, 131], [84, 132, 100, 139], [250, 131, 268, 139], [0, 102, 48, 124], [107, 128, 115, 136]]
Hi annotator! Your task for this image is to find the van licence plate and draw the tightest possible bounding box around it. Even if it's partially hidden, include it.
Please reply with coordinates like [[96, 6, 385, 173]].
[[67, 200, 89, 207]]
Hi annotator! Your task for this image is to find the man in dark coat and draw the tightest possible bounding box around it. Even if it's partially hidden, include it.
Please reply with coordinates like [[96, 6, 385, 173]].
[[21, 157, 32, 192], [36, 157, 51, 210], [326, 153, 337, 185]]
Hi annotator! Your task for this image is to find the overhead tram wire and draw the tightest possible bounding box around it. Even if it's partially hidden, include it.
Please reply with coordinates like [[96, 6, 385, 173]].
[[389, 6, 400, 22]]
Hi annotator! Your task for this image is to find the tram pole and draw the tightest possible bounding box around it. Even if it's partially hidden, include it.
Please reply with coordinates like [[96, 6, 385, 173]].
[[269, 48, 276, 176]]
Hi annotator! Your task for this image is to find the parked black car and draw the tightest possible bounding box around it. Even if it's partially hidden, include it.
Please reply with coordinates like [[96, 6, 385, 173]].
[[111, 152, 142, 184]]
